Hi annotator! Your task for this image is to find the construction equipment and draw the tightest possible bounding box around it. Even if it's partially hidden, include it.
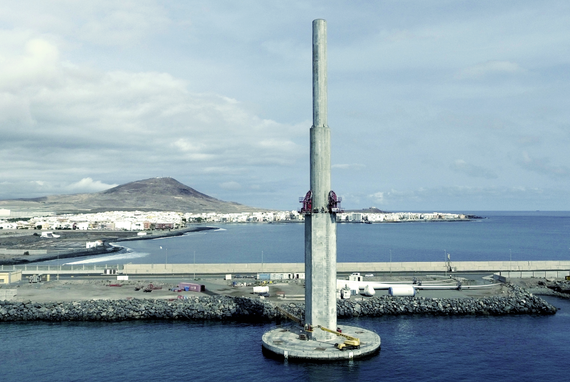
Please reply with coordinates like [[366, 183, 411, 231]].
[[275, 306, 314, 340], [135, 283, 163, 292], [276, 305, 303, 325], [28, 274, 43, 283], [318, 325, 361, 350], [274, 307, 360, 350]]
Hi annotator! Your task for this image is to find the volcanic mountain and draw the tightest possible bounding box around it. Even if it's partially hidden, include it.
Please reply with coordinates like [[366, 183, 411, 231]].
[[0, 177, 262, 214]]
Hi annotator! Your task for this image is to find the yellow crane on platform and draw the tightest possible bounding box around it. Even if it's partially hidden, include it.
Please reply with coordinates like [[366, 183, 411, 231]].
[[274, 307, 361, 350], [317, 325, 361, 350]]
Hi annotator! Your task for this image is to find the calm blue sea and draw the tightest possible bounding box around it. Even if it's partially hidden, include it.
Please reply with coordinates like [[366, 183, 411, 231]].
[[5, 211, 570, 381], [2, 297, 570, 381], [43, 210, 570, 266]]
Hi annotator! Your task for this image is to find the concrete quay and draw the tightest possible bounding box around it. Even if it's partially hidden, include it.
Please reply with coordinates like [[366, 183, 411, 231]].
[[3, 260, 570, 278], [262, 325, 381, 361], [121, 260, 570, 275]]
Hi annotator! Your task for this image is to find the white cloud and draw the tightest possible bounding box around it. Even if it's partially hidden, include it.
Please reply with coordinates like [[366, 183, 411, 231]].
[[369, 192, 385, 204], [78, 2, 170, 46], [367, 186, 563, 210], [0, 1, 170, 47], [220, 181, 241, 190], [0, 37, 61, 91], [450, 159, 498, 179], [519, 152, 570, 178], [332, 163, 366, 170], [0, 31, 305, 200], [368, 189, 421, 205], [1, 1, 570, 211], [455, 60, 525, 79], [0, 178, 115, 199], [66, 178, 117, 192]]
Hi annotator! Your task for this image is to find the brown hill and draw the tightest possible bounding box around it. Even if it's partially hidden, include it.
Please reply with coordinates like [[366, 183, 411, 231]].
[[345, 207, 389, 214], [0, 177, 262, 214]]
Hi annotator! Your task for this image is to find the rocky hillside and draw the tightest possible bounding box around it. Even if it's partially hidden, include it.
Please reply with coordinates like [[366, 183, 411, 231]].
[[0, 177, 261, 214]]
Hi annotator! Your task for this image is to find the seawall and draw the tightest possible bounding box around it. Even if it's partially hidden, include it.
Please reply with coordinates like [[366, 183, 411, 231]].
[[7, 260, 570, 277], [120, 260, 570, 277], [0, 286, 557, 322]]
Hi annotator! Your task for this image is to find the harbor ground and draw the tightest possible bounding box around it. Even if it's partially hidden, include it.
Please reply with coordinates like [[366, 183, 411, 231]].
[[3, 273, 567, 304]]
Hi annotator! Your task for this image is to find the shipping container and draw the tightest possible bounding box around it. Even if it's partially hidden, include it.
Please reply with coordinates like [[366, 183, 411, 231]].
[[253, 286, 269, 293], [177, 282, 205, 292], [270, 273, 287, 280]]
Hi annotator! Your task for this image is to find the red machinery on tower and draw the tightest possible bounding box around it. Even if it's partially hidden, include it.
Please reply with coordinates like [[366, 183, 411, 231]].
[[299, 190, 343, 215]]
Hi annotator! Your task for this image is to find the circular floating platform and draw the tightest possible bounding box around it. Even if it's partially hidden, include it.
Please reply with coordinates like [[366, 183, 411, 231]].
[[262, 325, 381, 361]]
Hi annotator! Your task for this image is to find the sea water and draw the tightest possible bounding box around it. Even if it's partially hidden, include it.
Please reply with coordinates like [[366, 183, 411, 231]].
[[5, 211, 570, 380], [2, 296, 570, 381], [48, 211, 570, 266]]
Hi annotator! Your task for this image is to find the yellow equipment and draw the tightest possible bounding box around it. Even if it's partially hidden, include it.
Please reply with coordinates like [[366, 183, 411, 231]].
[[276, 306, 304, 325], [274, 307, 361, 349], [318, 325, 361, 350]]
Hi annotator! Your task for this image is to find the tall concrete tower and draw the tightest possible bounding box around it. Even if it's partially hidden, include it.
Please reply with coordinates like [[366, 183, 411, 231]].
[[262, 20, 380, 359], [301, 18, 341, 340]]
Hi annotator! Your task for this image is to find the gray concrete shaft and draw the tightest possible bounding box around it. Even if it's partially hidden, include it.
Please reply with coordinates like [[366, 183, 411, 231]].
[[305, 214, 337, 338], [310, 126, 331, 208], [312, 19, 327, 130], [306, 19, 337, 341], [310, 19, 330, 210]]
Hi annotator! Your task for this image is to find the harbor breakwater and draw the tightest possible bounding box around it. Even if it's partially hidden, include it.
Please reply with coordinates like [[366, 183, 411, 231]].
[[0, 286, 557, 322]]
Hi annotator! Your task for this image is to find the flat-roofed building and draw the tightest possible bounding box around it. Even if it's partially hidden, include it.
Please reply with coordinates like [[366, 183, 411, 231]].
[[0, 269, 22, 284]]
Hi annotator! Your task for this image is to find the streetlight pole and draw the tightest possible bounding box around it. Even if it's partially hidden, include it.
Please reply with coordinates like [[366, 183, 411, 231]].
[[509, 249, 512, 277], [194, 250, 196, 280], [160, 246, 167, 270]]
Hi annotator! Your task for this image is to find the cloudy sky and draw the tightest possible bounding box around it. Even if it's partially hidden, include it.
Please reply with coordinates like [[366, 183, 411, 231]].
[[1, 1, 569, 211]]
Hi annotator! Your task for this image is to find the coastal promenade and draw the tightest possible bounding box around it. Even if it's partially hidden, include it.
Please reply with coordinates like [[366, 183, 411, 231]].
[[3, 260, 569, 279]]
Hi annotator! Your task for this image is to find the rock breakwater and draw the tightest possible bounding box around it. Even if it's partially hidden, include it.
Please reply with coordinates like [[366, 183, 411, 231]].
[[0, 296, 278, 322], [336, 287, 557, 317], [0, 286, 557, 322]]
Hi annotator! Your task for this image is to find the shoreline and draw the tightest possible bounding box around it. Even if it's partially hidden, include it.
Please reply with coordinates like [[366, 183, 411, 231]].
[[0, 226, 218, 266], [0, 217, 481, 266], [111, 225, 218, 243]]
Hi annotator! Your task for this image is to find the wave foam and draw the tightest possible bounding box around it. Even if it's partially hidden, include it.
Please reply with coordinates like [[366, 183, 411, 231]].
[[65, 251, 150, 265]]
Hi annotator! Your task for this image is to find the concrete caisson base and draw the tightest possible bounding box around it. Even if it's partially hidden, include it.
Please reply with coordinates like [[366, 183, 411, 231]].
[[262, 325, 381, 361]]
